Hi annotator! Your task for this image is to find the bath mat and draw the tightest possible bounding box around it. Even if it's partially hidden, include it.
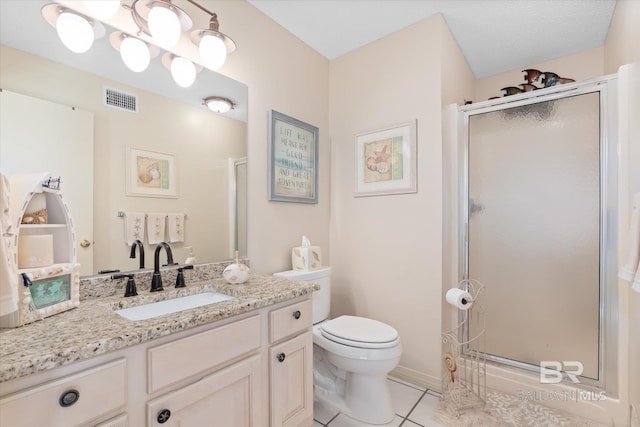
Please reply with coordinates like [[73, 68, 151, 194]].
[[432, 390, 610, 427]]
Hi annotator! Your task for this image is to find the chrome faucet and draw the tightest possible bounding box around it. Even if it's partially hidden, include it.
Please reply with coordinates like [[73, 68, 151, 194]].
[[129, 239, 145, 269], [150, 242, 174, 292]]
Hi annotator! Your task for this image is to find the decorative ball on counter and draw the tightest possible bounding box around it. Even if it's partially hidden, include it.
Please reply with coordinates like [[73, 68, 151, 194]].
[[223, 251, 250, 284]]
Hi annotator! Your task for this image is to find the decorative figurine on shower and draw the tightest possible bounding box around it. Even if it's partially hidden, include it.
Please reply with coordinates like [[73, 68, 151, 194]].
[[541, 71, 560, 87], [501, 86, 523, 96], [523, 68, 543, 84], [492, 69, 576, 98]]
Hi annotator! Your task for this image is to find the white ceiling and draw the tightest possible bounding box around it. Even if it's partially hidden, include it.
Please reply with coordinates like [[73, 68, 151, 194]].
[[247, 0, 617, 78]]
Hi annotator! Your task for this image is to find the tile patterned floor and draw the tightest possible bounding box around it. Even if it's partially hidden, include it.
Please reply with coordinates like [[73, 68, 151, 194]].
[[312, 377, 447, 427]]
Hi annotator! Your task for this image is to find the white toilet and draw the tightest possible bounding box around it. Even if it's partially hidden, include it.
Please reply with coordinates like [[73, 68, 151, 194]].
[[274, 267, 402, 425]]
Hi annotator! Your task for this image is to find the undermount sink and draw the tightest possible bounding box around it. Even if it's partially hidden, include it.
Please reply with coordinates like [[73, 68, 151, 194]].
[[114, 292, 235, 321]]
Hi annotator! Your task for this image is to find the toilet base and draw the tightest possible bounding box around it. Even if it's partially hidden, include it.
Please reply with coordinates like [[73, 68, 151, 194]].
[[314, 372, 395, 425]]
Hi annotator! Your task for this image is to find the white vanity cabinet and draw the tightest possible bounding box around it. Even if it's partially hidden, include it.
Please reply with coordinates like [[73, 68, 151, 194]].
[[0, 294, 314, 427], [269, 299, 314, 427]]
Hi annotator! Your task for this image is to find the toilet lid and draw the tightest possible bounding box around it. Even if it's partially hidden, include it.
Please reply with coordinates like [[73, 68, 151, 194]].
[[320, 316, 399, 349]]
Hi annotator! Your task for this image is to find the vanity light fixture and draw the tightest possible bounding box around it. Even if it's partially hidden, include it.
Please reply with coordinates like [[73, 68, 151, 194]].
[[41, 3, 105, 54], [83, 0, 121, 20], [161, 53, 202, 88], [203, 96, 235, 113], [42, 0, 237, 98], [110, 31, 159, 73], [190, 13, 236, 71], [130, 0, 193, 48]]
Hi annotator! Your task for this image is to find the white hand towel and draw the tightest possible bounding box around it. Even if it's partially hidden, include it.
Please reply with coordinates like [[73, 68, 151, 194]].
[[0, 173, 18, 316], [167, 213, 185, 243], [125, 212, 146, 245], [147, 213, 166, 244], [619, 193, 640, 293], [633, 260, 640, 293]]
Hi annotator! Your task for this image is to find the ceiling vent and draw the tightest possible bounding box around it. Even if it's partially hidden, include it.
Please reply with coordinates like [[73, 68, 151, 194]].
[[103, 87, 138, 113]]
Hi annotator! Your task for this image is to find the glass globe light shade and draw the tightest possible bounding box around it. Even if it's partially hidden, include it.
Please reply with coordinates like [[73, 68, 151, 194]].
[[56, 12, 94, 53], [83, 1, 120, 19], [148, 6, 181, 48], [170, 57, 197, 88], [206, 98, 231, 113], [199, 34, 227, 70], [120, 37, 150, 72]]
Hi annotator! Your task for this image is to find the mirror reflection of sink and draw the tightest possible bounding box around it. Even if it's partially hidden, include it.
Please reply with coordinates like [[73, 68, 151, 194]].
[[115, 292, 235, 321]]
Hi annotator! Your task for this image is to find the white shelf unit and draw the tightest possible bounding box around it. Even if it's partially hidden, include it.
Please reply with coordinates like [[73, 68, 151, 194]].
[[1, 173, 80, 328]]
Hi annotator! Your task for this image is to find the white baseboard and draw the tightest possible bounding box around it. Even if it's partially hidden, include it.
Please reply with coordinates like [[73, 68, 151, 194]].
[[390, 365, 441, 392]]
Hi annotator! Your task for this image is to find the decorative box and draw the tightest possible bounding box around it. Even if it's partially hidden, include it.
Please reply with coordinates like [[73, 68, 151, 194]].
[[292, 246, 322, 271]]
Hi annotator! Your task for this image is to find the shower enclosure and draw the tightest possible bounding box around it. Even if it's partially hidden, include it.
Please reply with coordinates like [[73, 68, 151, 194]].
[[458, 77, 618, 390]]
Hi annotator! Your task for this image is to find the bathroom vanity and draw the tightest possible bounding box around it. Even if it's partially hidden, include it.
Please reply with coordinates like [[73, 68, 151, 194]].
[[0, 273, 317, 427]]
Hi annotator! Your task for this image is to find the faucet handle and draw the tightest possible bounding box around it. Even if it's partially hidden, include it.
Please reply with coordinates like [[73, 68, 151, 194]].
[[111, 274, 138, 297], [175, 265, 194, 288]]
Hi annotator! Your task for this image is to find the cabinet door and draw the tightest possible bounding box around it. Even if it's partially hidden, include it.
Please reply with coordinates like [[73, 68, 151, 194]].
[[270, 332, 313, 427], [146, 355, 262, 427]]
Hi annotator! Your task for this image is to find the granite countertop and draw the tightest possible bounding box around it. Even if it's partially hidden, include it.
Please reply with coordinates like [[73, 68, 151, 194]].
[[0, 274, 317, 383]]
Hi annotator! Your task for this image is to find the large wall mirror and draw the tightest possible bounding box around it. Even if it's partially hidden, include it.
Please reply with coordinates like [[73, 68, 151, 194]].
[[0, 1, 248, 277]]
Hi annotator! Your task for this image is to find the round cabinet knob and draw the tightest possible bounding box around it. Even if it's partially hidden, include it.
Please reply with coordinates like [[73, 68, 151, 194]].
[[80, 240, 91, 248], [292, 310, 301, 320], [277, 353, 286, 363], [59, 389, 80, 407], [157, 409, 171, 424]]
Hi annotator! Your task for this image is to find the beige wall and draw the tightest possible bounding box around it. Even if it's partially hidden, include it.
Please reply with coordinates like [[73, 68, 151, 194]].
[[605, 0, 640, 74], [328, 14, 474, 387], [475, 47, 605, 102], [204, 1, 331, 275], [606, 1, 640, 421]]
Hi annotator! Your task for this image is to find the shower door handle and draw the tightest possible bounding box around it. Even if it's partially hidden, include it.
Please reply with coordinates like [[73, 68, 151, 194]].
[[469, 198, 485, 217]]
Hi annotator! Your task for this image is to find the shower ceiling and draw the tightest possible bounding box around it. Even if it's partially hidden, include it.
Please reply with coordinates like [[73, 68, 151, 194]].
[[247, 0, 617, 79]]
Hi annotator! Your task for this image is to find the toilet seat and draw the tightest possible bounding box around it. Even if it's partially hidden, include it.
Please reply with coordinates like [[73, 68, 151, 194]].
[[320, 315, 399, 349]]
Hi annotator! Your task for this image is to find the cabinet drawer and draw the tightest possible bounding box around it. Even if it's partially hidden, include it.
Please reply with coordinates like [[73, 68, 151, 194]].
[[96, 413, 128, 427], [148, 315, 261, 393], [270, 299, 312, 343], [0, 358, 127, 427]]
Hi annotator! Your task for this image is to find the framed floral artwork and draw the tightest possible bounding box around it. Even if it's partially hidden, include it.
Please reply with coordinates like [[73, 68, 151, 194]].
[[126, 147, 177, 198], [354, 120, 417, 197]]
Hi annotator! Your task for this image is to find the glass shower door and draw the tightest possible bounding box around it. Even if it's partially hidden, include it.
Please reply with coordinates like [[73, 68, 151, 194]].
[[467, 92, 601, 381]]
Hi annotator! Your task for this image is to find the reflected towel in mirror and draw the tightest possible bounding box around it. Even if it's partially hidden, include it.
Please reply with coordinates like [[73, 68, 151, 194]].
[[0, 173, 18, 316], [147, 213, 166, 244], [167, 213, 185, 243], [124, 212, 146, 245]]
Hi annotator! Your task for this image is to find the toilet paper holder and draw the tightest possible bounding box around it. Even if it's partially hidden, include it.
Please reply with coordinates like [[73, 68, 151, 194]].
[[441, 279, 486, 414], [446, 279, 484, 310]]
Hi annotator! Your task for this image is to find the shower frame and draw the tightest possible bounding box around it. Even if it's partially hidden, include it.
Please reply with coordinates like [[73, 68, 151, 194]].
[[456, 75, 619, 394]]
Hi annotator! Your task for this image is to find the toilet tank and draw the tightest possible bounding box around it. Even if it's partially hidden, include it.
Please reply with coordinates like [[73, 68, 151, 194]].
[[273, 266, 331, 324]]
